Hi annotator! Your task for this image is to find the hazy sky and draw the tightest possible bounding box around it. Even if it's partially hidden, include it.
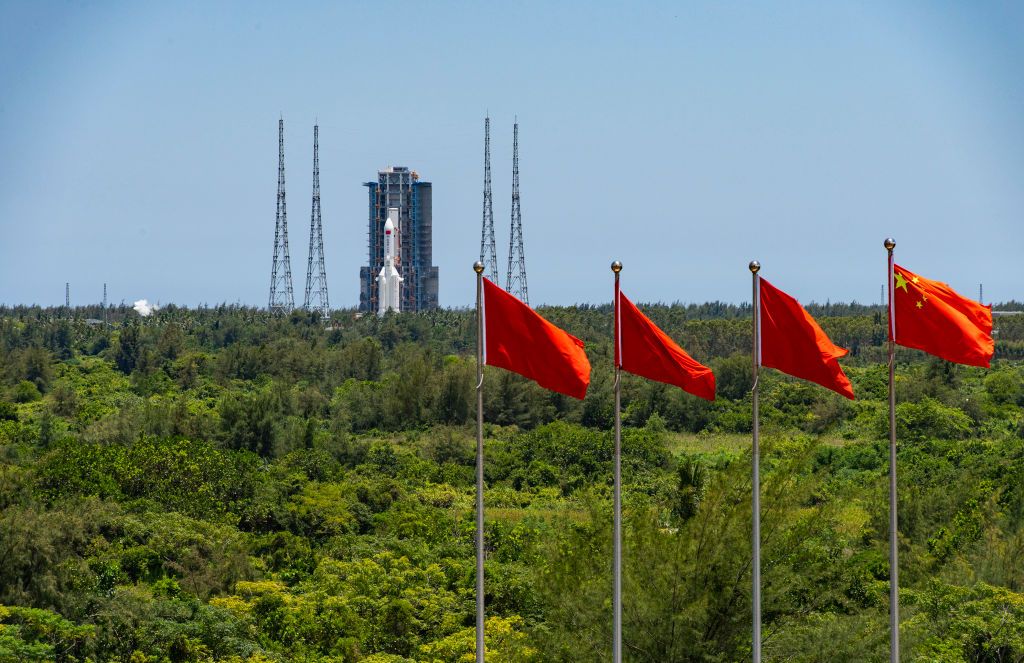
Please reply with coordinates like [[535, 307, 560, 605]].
[[1, 1, 1021, 308]]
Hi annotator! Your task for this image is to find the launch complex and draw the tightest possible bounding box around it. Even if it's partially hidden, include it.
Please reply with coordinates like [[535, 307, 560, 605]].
[[268, 116, 528, 316]]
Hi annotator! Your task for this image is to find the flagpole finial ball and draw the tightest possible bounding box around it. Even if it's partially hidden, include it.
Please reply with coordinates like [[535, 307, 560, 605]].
[[749, 260, 761, 274], [473, 261, 484, 274], [884, 238, 896, 251], [611, 261, 623, 273]]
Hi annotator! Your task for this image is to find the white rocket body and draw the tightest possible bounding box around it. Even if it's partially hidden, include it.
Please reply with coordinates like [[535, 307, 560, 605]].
[[376, 210, 402, 315]]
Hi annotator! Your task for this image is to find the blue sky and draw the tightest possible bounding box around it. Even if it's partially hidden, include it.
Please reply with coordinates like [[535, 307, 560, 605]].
[[1, 1, 1021, 308]]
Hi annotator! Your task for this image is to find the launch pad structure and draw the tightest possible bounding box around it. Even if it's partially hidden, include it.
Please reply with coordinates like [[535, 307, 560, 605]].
[[477, 116, 530, 306], [269, 117, 295, 313], [303, 124, 329, 319], [505, 119, 529, 305], [479, 116, 499, 284], [265, 117, 527, 315], [360, 167, 439, 313], [268, 117, 331, 317]]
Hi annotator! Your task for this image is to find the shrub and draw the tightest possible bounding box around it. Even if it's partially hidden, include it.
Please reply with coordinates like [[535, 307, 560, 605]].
[[12, 381, 41, 403]]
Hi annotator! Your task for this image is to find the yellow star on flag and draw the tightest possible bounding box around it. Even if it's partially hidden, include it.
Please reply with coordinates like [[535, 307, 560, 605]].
[[916, 300, 923, 309], [894, 272, 909, 292]]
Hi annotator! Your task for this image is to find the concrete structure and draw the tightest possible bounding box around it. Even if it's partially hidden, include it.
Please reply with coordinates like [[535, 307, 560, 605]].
[[360, 166, 439, 312]]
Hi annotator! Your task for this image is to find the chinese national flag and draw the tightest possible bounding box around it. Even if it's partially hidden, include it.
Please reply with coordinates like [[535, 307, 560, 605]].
[[615, 289, 715, 401], [760, 278, 855, 399], [890, 264, 993, 368], [483, 278, 591, 399]]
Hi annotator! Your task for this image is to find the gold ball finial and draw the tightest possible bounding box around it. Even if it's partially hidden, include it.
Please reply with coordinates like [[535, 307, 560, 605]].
[[611, 260, 623, 273], [473, 261, 484, 274], [749, 260, 761, 274], [884, 237, 896, 251]]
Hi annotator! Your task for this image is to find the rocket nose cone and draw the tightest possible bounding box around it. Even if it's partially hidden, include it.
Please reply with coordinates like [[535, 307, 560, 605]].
[[384, 218, 394, 231]]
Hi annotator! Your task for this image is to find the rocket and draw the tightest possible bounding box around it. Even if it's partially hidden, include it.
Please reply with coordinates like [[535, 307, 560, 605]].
[[376, 209, 402, 315]]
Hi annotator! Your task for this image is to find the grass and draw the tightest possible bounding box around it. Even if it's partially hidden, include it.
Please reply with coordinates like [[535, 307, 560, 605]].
[[664, 432, 751, 456], [664, 431, 855, 457]]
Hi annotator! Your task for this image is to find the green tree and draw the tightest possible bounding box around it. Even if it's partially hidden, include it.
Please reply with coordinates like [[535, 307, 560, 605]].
[[18, 348, 52, 393], [12, 381, 40, 403], [114, 325, 141, 375]]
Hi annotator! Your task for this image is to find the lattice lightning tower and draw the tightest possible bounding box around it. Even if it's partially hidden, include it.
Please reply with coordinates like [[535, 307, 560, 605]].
[[269, 117, 295, 313], [506, 119, 529, 304], [480, 115, 499, 282], [304, 123, 330, 319]]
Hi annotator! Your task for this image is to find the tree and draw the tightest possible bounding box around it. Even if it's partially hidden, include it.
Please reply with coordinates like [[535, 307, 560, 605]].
[[114, 325, 141, 375], [12, 381, 40, 403], [715, 352, 753, 400], [219, 391, 280, 457], [18, 348, 52, 393]]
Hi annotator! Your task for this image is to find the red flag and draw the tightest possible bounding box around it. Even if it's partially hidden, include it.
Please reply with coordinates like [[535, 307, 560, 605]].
[[759, 278, 854, 399], [890, 264, 993, 368], [615, 288, 715, 401], [483, 278, 591, 399]]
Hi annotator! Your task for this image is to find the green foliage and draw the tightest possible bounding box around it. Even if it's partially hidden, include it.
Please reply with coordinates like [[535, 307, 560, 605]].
[[984, 367, 1023, 406], [417, 615, 538, 661], [714, 352, 753, 400], [36, 437, 259, 519], [220, 388, 288, 456], [16, 347, 53, 393], [114, 324, 142, 375], [0, 604, 94, 662], [909, 581, 1024, 660], [0, 305, 1021, 661], [894, 397, 974, 441], [11, 380, 40, 403]]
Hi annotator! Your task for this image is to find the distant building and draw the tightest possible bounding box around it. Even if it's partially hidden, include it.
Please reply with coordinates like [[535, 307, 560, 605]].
[[360, 167, 439, 312]]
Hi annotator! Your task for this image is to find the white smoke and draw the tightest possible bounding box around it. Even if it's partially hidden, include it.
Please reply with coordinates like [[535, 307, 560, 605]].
[[133, 299, 158, 317]]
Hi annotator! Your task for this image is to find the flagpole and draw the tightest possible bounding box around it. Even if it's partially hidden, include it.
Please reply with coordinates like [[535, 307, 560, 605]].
[[749, 260, 762, 663], [474, 260, 486, 663], [611, 260, 623, 663], [884, 238, 899, 662]]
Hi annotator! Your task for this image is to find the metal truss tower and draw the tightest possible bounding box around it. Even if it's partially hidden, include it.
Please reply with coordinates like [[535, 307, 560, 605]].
[[480, 115, 499, 282], [304, 124, 330, 319], [506, 119, 529, 304], [269, 117, 295, 313]]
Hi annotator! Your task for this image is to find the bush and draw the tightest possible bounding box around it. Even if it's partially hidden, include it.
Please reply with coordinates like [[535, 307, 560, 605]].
[[985, 369, 1023, 406], [894, 398, 973, 441], [12, 381, 41, 404]]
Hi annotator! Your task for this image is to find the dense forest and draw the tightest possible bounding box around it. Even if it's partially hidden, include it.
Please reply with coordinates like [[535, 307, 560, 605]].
[[1, 302, 1023, 662]]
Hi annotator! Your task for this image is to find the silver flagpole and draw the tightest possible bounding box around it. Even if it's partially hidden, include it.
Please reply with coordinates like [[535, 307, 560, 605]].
[[884, 238, 899, 662], [611, 260, 623, 663], [474, 260, 486, 663], [749, 260, 762, 663]]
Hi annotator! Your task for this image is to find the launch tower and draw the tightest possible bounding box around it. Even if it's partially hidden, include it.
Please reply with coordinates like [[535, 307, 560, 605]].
[[506, 120, 529, 304], [303, 124, 330, 319], [269, 117, 295, 313], [480, 115, 499, 282], [359, 167, 439, 312]]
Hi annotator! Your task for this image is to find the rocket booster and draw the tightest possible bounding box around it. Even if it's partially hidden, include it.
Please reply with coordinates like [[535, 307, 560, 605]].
[[376, 210, 402, 315]]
